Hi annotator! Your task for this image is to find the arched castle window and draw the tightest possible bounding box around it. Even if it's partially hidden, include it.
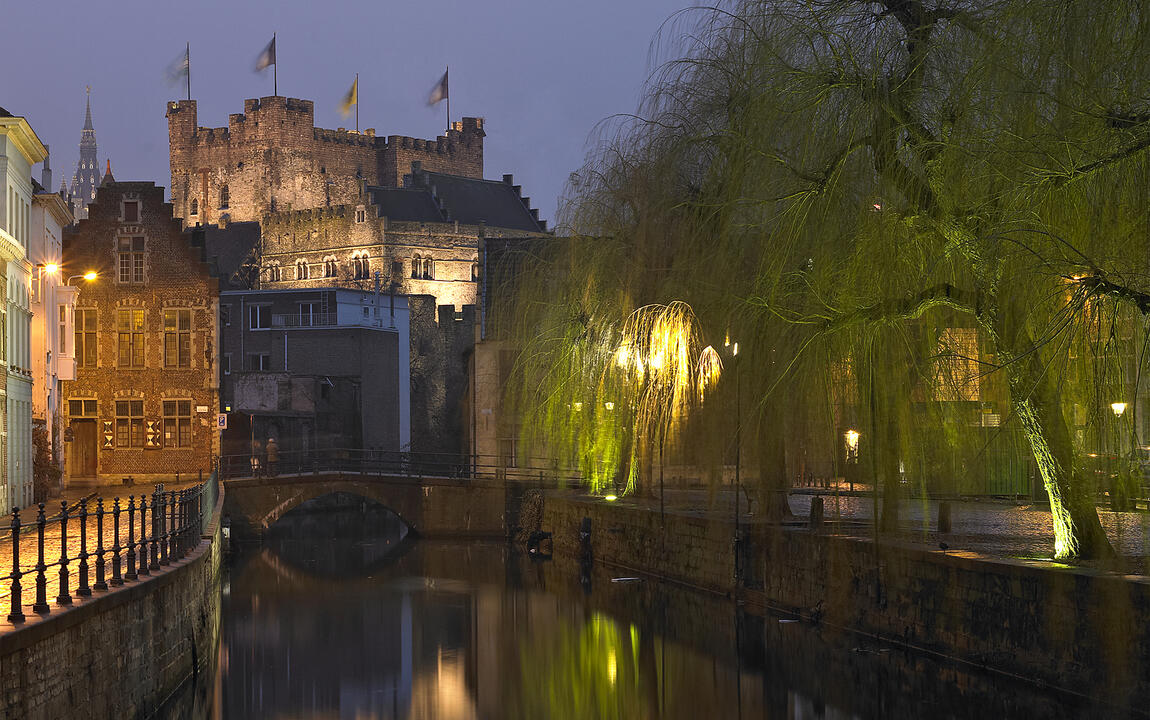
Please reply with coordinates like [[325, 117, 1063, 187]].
[[471, 257, 480, 281], [422, 258, 434, 280], [324, 257, 338, 278], [219, 185, 229, 209], [296, 260, 310, 280], [267, 263, 281, 283], [190, 198, 198, 216], [351, 253, 371, 280], [410, 255, 421, 279]]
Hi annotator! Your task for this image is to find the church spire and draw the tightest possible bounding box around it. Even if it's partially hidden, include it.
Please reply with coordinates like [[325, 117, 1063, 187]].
[[83, 86, 93, 131], [70, 86, 99, 222]]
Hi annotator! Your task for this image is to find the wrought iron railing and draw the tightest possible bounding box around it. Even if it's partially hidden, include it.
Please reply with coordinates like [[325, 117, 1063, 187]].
[[217, 448, 589, 486], [3, 472, 219, 625]]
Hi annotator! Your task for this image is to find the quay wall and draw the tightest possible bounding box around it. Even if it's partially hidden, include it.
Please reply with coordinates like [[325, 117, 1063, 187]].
[[541, 492, 1150, 705], [0, 500, 224, 719]]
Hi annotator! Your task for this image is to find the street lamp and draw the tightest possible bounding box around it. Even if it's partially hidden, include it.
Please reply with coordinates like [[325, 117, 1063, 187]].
[[65, 271, 98, 286], [1111, 402, 1128, 417]]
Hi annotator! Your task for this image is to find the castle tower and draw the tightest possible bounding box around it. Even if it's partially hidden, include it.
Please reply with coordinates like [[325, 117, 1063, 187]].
[[68, 87, 99, 222]]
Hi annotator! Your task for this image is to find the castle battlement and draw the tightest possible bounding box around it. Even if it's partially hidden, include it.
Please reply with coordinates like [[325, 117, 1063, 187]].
[[168, 96, 484, 225]]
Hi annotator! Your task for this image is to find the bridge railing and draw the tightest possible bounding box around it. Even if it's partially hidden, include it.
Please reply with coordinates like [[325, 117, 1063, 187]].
[[217, 448, 589, 486], [1, 473, 219, 626]]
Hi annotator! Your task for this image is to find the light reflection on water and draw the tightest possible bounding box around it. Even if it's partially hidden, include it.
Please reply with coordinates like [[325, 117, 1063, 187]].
[[197, 497, 1121, 719]]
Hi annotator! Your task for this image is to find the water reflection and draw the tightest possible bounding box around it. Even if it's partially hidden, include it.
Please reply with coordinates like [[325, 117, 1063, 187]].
[[206, 501, 1120, 719]]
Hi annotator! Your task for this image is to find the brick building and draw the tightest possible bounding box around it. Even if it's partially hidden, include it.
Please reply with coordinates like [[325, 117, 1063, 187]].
[[62, 177, 219, 485], [165, 96, 485, 226]]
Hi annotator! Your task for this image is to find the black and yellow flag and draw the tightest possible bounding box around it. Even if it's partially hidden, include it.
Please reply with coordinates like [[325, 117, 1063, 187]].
[[339, 76, 358, 118]]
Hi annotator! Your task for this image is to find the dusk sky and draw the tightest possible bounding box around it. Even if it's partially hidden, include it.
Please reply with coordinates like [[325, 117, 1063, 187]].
[[3, 0, 693, 228]]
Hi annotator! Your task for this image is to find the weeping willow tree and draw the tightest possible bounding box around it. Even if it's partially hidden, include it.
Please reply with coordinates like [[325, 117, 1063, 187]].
[[502, 0, 1150, 559]]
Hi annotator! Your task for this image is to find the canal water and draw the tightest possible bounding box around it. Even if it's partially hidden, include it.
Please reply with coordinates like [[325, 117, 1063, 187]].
[[173, 494, 1129, 719]]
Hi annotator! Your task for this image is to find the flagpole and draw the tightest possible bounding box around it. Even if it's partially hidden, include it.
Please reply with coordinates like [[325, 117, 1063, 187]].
[[445, 66, 450, 133], [355, 73, 359, 133], [273, 32, 278, 96], [186, 42, 191, 101]]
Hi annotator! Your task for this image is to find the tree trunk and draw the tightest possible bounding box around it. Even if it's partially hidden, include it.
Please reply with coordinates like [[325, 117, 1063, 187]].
[[1011, 351, 1114, 559]]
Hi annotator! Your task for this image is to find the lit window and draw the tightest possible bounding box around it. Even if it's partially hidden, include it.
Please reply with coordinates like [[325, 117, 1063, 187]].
[[163, 309, 192, 368], [163, 400, 193, 448], [116, 309, 145, 367], [117, 236, 145, 284], [296, 260, 309, 280], [115, 399, 145, 448], [75, 309, 97, 367]]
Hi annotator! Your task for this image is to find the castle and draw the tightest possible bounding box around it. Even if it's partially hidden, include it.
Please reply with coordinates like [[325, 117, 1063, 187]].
[[166, 96, 485, 225]]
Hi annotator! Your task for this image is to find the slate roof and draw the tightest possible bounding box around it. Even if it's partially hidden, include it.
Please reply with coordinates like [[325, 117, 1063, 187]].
[[366, 167, 547, 233], [203, 221, 261, 290]]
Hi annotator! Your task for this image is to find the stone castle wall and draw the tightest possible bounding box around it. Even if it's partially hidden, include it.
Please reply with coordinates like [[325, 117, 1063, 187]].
[[166, 98, 484, 226]]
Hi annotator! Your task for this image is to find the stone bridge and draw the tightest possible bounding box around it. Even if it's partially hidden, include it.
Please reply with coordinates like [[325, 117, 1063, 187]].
[[222, 472, 508, 541]]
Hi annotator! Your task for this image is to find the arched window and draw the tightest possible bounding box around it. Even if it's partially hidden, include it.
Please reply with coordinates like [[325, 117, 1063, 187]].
[[296, 260, 309, 280], [471, 257, 480, 281], [410, 255, 421, 279], [219, 184, 230, 209], [190, 198, 198, 216], [422, 258, 434, 280], [360, 255, 371, 280], [324, 257, 337, 278], [267, 264, 281, 283]]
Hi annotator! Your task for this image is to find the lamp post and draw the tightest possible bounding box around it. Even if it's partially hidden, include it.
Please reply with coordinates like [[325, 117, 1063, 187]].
[[725, 338, 740, 583], [1111, 401, 1128, 510]]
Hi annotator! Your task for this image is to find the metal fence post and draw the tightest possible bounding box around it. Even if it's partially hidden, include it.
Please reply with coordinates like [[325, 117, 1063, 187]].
[[77, 500, 90, 597], [110, 498, 123, 586], [138, 494, 149, 577], [56, 501, 72, 605], [8, 508, 24, 623], [167, 491, 177, 562], [125, 496, 138, 581], [94, 498, 107, 591], [159, 490, 169, 566], [150, 488, 162, 571], [33, 504, 48, 614]]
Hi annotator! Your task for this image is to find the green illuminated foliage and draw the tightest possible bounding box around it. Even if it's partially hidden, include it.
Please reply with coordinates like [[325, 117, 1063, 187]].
[[500, 1, 1150, 558]]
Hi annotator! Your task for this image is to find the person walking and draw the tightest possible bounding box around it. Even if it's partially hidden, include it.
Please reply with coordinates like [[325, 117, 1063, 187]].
[[266, 436, 279, 477]]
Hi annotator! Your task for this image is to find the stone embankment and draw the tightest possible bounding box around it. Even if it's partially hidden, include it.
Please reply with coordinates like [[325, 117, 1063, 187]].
[[541, 491, 1150, 708], [0, 493, 223, 719]]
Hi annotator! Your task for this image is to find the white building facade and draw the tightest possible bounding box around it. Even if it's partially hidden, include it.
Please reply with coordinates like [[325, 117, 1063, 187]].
[[0, 108, 45, 511], [30, 182, 77, 497]]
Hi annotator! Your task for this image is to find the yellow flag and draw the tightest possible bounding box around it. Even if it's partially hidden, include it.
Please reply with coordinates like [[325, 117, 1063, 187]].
[[339, 76, 358, 118]]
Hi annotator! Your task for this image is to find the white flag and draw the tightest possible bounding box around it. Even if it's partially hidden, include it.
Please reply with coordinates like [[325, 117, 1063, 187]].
[[254, 36, 276, 72], [164, 45, 189, 86], [427, 69, 448, 106]]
